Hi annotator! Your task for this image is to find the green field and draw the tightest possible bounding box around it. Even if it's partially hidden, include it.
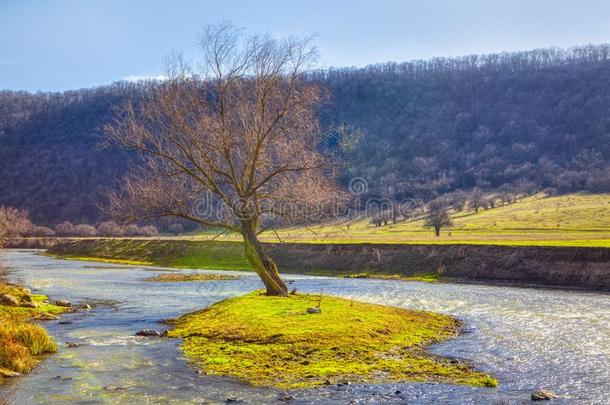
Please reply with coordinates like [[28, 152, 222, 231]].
[[247, 193, 610, 247], [46, 194, 610, 288]]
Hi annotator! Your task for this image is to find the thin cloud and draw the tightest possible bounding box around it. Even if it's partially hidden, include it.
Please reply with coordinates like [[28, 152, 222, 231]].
[[122, 74, 167, 82]]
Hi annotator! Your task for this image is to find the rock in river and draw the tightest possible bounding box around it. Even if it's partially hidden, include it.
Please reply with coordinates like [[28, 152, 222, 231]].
[[135, 329, 161, 337], [531, 389, 556, 401], [55, 299, 72, 307]]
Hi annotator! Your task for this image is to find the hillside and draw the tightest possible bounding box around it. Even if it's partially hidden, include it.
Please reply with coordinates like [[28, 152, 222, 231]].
[[2, 45, 610, 224], [256, 194, 610, 247]]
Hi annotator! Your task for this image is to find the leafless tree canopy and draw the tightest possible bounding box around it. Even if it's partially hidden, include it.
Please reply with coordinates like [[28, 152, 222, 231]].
[[423, 203, 453, 237], [0, 206, 32, 247], [105, 24, 341, 295], [106, 24, 338, 231]]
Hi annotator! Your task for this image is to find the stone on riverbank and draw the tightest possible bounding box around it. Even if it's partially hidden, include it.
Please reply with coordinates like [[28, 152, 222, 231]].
[[0, 294, 19, 306]]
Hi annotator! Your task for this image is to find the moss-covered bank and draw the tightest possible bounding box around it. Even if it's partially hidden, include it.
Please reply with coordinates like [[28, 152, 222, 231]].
[[144, 272, 240, 282], [48, 239, 610, 290], [168, 292, 497, 389], [48, 239, 249, 270], [0, 283, 67, 383]]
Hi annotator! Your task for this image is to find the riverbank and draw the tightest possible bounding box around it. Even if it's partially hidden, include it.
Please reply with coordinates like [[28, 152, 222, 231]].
[[0, 281, 67, 384], [168, 291, 497, 388], [46, 239, 610, 290]]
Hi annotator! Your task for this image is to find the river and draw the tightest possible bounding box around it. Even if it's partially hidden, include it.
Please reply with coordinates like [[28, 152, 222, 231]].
[[0, 250, 608, 404]]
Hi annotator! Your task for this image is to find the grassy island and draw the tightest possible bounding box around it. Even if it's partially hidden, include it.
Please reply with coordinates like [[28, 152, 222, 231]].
[[168, 292, 497, 389], [0, 283, 67, 383]]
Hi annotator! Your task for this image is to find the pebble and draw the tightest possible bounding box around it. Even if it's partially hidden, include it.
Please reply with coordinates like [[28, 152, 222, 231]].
[[103, 386, 126, 392]]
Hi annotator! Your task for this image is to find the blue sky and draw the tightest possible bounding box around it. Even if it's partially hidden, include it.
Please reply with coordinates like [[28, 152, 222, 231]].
[[2, 0, 610, 92]]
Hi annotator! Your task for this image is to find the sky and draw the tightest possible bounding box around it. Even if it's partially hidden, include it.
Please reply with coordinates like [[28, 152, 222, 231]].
[[2, 0, 610, 92]]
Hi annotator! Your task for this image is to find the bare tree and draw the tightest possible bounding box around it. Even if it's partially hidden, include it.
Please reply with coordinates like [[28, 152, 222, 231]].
[[0, 206, 32, 246], [447, 190, 468, 212], [54, 221, 75, 236], [73, 224, 97, 237], [27, 226, 55, 237], [470, 188, 484, 213], [423, 204, 453, 237], [105, 24, 339, 295]]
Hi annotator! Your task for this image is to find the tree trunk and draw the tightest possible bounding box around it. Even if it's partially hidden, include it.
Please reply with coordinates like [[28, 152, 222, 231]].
[[435, 227, 440, 237], [242, 228, 288, 296]]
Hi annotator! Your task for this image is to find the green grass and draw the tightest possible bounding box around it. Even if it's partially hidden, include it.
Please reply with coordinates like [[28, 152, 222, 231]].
[[168, 292, 497, 389], [254, 193, 610, 247], [42, 193, 610, 248], [47, 239, 252, 271], [0, 283, 67, 382], [56, 256, 153, 266], [343, 272, 441, 283], [143, 272, 240, 282]]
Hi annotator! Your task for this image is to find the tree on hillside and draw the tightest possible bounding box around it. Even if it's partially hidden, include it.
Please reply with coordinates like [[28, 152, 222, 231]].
[[470, 188, 484, 213], [0, 207, 32, 246], [423, 204, 453, 237], [105, 24, 340, 295]]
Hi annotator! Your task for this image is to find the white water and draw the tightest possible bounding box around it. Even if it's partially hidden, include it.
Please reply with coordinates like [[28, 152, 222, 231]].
[[0, 250, 608, 404]]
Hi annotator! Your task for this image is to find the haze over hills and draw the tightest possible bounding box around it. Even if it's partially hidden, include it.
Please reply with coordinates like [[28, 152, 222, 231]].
[[1, 44, 610, 225]]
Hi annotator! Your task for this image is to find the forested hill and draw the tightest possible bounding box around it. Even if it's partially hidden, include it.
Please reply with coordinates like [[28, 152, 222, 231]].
[[2, 44, 610, 225], [320, 44, 610, 199]]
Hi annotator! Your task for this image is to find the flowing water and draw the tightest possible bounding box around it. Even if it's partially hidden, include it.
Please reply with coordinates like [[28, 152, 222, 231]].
[[0, 250, 608, 404]]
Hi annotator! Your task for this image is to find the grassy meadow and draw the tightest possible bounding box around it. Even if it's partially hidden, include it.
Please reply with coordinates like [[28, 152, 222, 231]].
[[249, 193, 610, 247]]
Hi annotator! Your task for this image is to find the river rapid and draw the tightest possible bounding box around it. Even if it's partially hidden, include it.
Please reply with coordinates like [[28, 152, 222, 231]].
[[0, 250, 608, 404]]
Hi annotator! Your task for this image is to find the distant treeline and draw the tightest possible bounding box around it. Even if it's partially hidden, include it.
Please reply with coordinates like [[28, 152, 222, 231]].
[[1, 44, 610, 225]]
